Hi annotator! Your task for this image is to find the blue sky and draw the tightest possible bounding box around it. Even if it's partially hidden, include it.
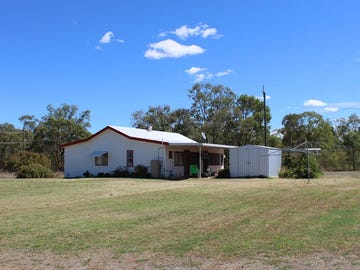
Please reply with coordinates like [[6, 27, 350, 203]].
[[1, 0, 360, 134]]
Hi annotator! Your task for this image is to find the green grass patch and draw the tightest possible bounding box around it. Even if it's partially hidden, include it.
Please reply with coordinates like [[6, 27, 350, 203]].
[[0, 176, 359, 261]]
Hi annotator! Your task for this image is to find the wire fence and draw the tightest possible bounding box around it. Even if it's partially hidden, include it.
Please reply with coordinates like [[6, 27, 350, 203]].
[[317, 148, 360, 171]]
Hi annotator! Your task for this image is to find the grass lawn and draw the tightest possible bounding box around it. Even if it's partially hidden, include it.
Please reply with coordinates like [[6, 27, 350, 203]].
[[0, 173, 359, 269]]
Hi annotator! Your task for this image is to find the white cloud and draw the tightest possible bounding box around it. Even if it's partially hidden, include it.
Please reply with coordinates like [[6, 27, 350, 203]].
[[97, 31, 125, 50], [304, 99, 327, 107], [215, 69, 233, 77], [99, 31, 114, 44], [185, 67, 206, 75], [185, 67, 232, 82], [171, 24, 219, 40], [302, 100, 360, 114], [173, 25, 201, 39], [324, 107, 339, 112], [201, 27, 217, 38], [335, 102, 360, 109], [158, 31, 168, 38], [256, 95, 271, 100], [144, 39, 205, 59], [195, 73, 206, 82]]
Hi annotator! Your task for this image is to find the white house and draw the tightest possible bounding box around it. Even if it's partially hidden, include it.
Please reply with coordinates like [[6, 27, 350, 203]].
[[229, 145, 282, 178], [62, 126, 236, 178]]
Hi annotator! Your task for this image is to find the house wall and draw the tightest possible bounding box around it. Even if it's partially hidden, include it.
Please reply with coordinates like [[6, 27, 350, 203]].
[[64, 129, 166, 178], [64, 128, 227, 178], [229, 145, 282, 178]]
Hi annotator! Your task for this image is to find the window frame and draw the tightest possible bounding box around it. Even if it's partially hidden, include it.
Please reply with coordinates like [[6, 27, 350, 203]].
[[95, 153, 108, 166], [174, 151, 184, 166], [127, 150, 134, 167]]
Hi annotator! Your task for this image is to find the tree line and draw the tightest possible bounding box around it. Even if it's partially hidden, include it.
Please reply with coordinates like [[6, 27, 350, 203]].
[[1, 83, 359, 174]]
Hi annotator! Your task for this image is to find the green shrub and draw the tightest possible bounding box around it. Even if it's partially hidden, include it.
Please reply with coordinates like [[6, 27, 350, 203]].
[[83, 170, 92, 178], [133, 165, 150, 178], [5, 151, 51, 172], [111, 168, 131, 178], [280, 154, 322, 179], [17, 163, 54, 178]]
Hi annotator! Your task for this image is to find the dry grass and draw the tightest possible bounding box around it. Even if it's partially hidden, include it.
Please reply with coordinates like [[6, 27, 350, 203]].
[[0, 172, 359, 269]]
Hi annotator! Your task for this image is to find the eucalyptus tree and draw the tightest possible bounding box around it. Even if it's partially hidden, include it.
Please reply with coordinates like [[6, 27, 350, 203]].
[[30, 104, 91, 171], [280, 111, 340, 171], [132, 106, 198, 139], [0, 123, 22, 170], [131, 105, 173, 131], [18, 115, 37, 151], [188, 83, 236, 144], [280, 111, 337, 149], [229, 94, 271, 146], [170, 108, 197, 139], [336, 114, 360, 170]]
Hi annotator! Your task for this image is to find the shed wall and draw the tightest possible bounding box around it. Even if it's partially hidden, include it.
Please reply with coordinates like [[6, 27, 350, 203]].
[[229, 145, 281, 178]]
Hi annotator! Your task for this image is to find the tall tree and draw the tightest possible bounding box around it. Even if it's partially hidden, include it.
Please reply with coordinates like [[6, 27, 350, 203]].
[[0, 123, 22, 170], [280, 111, 337, 149], [132, 106, 198, 138], [18, 115, 37, 151], [229, 94, 271, 146], [336, 114, 360, 148], [131, 105, 173, 131], [170, 108, 197, 139], [336, 114, 360, 170], [188, 83, 236, 144], [30, 104, 91, 171], [280, 111, 340, 170]]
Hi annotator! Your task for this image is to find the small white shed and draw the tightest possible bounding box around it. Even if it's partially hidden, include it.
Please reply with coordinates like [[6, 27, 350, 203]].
[[229, 145, 282, 178]]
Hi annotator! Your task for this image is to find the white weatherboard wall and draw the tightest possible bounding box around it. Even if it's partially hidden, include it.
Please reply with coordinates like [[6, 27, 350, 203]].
[[229, 145, 282, 178], [64, 129, 163, 178]]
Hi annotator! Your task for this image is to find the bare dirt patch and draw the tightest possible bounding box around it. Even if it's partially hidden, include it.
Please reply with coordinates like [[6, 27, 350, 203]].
[[0, 250, 359, 270], [0, 172, 15, 179]]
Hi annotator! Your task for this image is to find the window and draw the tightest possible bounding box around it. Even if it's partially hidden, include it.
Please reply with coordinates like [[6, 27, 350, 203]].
[[174, 151, 184, 166], [168, 151, 173, 159], [209, 153, 220, 166], [95, 153, 108, 166], [127, 150, 134, 167]]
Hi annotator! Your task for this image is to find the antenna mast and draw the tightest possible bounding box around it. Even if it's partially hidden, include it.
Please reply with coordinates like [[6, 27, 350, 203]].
[[262, 85, 267, 146]]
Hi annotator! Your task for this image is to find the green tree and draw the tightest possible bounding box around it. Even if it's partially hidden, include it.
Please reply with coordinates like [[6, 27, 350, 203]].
[[0, 123, 22, 170], [131, 105, 173, 131], [281, 111, 337, 149], [188, 83, 236, 144], [30, 104, 91, 171], [336, 114, 360, 170], [132, 106, 198, 139], [280, 111, 339, 170], [18, 115, 37, 151], [170, 108, 197, 139], [229, 94, 271, 146]]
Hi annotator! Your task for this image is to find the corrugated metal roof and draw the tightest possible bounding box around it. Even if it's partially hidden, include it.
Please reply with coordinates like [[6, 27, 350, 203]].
[[109, 126, 198, 144]]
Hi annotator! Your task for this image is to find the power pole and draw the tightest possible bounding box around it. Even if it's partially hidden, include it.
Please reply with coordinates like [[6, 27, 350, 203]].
[[262, 86, 267, 146]]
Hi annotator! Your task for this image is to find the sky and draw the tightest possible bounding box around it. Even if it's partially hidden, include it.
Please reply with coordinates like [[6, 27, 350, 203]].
[[1, 0, 360, 134]]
